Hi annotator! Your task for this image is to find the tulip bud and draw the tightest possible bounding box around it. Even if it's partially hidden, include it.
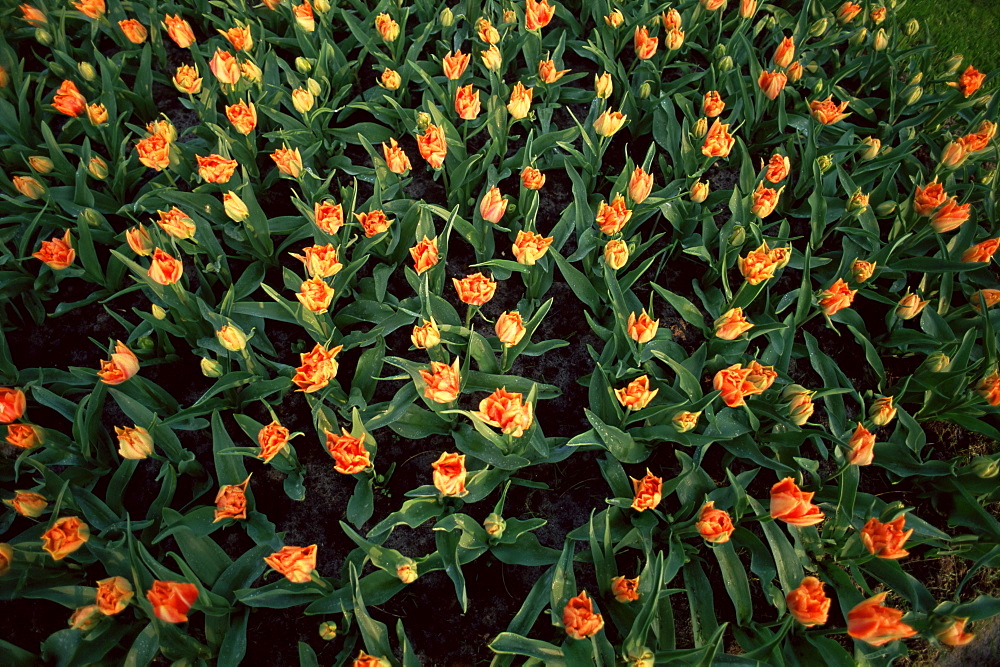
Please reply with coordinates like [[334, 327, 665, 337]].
[[223, 191, 250, 222], [396, 558, 418, 584], [78, 62, 97, 81], [484, 512, 506, 538], [672, 411, 701, 433], [318, 621, 338, 640], [625, 647, 656, 667], [292, 87, 314, 113], [847, 189, 869, 213], [639, 83, 651, 99], [970, 456, 1000, 479], [217, 324, 248, 351], [88, 156, 108, 180], [939, 141, 966, 169], [712, 44, 727, 59], [416, 112, 431, 132], [874, 29, 889, 51], [849, 28, 867, 47], [13, 176, 45, 199], [201, 358, 223, 377], [439, 7, 454, 27], [295, 57, 312, 73], [82, 208, 102, 227], [728, 226, 746, 246], [904, 19, 919, 36], [980, 169, 996, 186], [604, 240, 629, 270], [944, 54, 964, 75], [851, 259, 876, 283], [868, 396, 896, 426], [690, 180, 709, 203], [692, 117, 708, 139], [817, 155, 833, 173], [782, 384, 815, 426], [411, 319, 441, 349], [594, 72, 613, 99], [137, 336, 155, 350], [902, 84, 923, 106], [717, 56, 734, 72], [313, 0, 331, 12], [787, 61, 803, 83], [920, 351, 950, 373], [0, 65, 8, 88], [28, 156, 54, 173], [306, 78, 321, 96], [152, 304, 167, 320], [809, 18, 828, 37], [860, 137, 881, 161], [896, 292, 928, 320], [35, 28, 52, 45]]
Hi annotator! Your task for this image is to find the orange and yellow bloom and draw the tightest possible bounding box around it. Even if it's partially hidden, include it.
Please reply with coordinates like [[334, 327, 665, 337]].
[[264, 545, 318, 583], [696, 501, 735, 544], [626, 309, 659, 344], [33, 230, 75, 269], [615, 375, 658, 411], [42, 516, 89, 560], [512, 231, 553, 265], [420, 358, 462, 403], [631, 470, 662, 512], [818, 278, 857, 316], [213, 476, 251, 522], [325, 429, 372, 474], [432, 452, 468, 496], [97, 341, 139, 385], [847, 593, 917, 646], [146, 580, 199, 623], [595, 195, 632, 235], [770, 477, 824, 527], [563, 591, 604, 639], [453, 273, 497, 306], [474, 388, 533, 436], [861, 515, 913, 559], [786, 577, 830, 626], [702, 119, 735, 157]]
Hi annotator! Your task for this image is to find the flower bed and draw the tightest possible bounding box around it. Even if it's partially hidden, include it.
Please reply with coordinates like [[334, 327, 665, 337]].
[[1, 0, 999, 665]]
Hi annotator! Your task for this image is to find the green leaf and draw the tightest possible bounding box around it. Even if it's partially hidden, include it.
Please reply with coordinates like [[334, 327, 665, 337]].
[[715, 541, 753, 626], [488, 633, 565, 664]]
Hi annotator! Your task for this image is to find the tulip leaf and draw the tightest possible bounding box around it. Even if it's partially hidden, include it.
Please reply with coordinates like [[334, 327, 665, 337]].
[[584, 409, 648, 464], [489, 633, 565, 664], [715, 541, 753, 626], [346, 476, 374, 529]]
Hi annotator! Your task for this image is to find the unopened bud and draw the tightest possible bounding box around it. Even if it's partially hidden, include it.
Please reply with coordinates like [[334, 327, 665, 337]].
[[849, 28, 868, 47], [625, 647, 656, 667], [875, 200, 897, 216], [672, 411, 701, 433], [817, 154, 833, 173], [920, 351, 950, 374], [318, 621, 338, 640], [639, 83, 651, 99], [439, 7, 454, 27], [873, 29, 889, 51], [728, 225, 746, 246], [152, 304, 167, 320], [201, 358, 223, 377], [860, 137, 881, 161], [217, 324, 248, 351], [81, 208, 102, 227], [306, 78, 321, 97], [903, 19, 919, 36], [692, 117, 708, 138], [908, 72, 923, 85], [295, 57, 312, 74], [809, 18, 828, 37], [970, 456, 1000, 479], [980, 169, 996, 186], [416, 112, 431, 131], [484, 512, 506, 538], [28, 156, 54, 173], [35, 28, 52, 45], [690, 180, 709, 203], [313, 0, 331, 12], [713, 44, 727, 60], [88, 156, 108, 180], [78, 62, 97, 82], [717, 55, 734, 72], [396, 558, 418, 584], [847, 188, 869, 213], [137, 336, 155, 350], [944, 55, 964, 75]]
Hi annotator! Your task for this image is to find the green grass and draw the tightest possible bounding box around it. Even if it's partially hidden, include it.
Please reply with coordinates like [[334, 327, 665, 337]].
[[902, 0, 1000, 74]]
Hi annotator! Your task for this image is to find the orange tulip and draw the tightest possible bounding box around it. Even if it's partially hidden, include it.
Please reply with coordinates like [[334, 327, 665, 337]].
[[851, 259, 876, 283], [155, 207, 196, 240], [32, 230, 75, 269], [476, 18, 499, 44], [512, 230, 553, 265], [6, 423, 44, 449], [86, 103, 108, 126], [604, 9, 624, 28], [353, 652, 390, 667], [271, 144, 303, 177], [634, 26, 658, 60], [135, 133, 171, 171], [847, 593, 917, 646], [292, 1, 316, 31], [172, 64, 202, 93], [818, 278, 857, 316], [738, 241, 780, 285], [216, 323, 247, 353], [355, 209, 392, 237], [961, 238, 1000, 263], [196, 154, 237, 184], [96, 576, 133, 616], [595, 194, 632, 235], [420, 357, 462, 403], [666, 28, 685, 51], [930, 197, 971, 233], [538, 60, 569, 85], [521, 166, 545, 189], [4, 491, 47, 517], [615, 375, 658, 411], [411, 319, 440, 349], [702, 119, 735, 157], [971, 290, 1000, 314], [628, 167, 654, 204], [378, 68, 401, 90], [118, 19, 148, 44], [703, 91, 725, 117], [869, 396, 896, 427], [630, 470, 662, 511], [455, 85, 481, 120], [52, 80, 86, 117], [764, 154, 790, 183], [896, 292, 929, 320], [417, 124, 448, 169], [774, 37, 795, 68], [810, 96, 851, 125], [701, 0, 726, 9], [714, 307, 754, 340], [220, 25, 252, 51], [604, 240, 629, 270], [432, 452, 468, 496], [846, 422, 876, 465], [148, 247, 184, 286], [939, 141, 967, 170], [912, 179, 946, 216], [13, 176, 44, 200], [627, 309, 659, 344], [525, 0, 556, 31], [787, 61, 803, 82], [375, 13, 399, 42], [786, 577, 830, 626], [19, 4, 45, 25], [291, 244, 342, 279], [594, 72, 613, 99], [949, 66, 986, 98], [225, 100, 257, 135], [314, 200, 344, 234], [213, 476, 251, 522], [453, 273, 497, 305], [442, 50, 470, 80], [862, 515, 912, 559], [42, 516, 89, 560], [936, 618, 976, 646], [758, 70, 787, 100], [291, 343, 344, 392], [381, 138, 411, 173], [474, 387, 533, 436], [115, 425, 154, 460], [146, 581, 199, 623], [611, 576, 639, 603], [409, 236, 440, 274], [325, 428, 372, 474], [690, 180, 710, 203], [750, 182, 783, 218], [240, 61, 262, 82], [593, 109, 627, 137], [73, 0, 105, 19], [769, 477, 824, 526], [563, 591, 604, 639], [0, 388, 26, 424], [696, 501, 735, 543], [507, 82, 533, 119], [836, 1, 862, 22], [257, 420, 290, 463], [97, 341, 139, 385], [480, 44, 502, 71], [163, 14, 196, 48], [264, 545, 318, 583], [209, 49, 241, 85], [296, 277, 335, 313], [977, 371, 1000, 406]]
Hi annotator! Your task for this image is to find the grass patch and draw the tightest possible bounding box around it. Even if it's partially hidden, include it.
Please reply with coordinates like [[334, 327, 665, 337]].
[[902, 0, 1000, 73]]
